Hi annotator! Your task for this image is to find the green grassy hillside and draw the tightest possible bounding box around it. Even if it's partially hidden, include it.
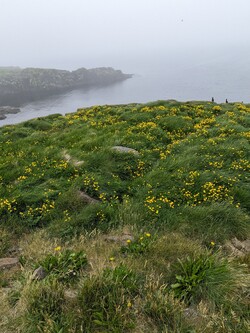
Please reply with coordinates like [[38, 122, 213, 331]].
[[0, 100, 249, 332]]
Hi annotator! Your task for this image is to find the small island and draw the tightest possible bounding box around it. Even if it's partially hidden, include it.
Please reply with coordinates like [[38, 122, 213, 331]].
[[0, 66, 132, 118]]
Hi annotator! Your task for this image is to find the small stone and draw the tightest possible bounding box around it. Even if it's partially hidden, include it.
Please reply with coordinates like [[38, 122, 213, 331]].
[[112, 146, 139, 155], [77, 190, 100, 204], [183, 307, 199, 319], [104, 233, 134, 245], [62, 150, 84, 167], [64, 289, 78, 300], [72, 160, 84, 166], [32, 266, 47, 280], [0, 257, 19, 270], [64, 153, 71, 162]]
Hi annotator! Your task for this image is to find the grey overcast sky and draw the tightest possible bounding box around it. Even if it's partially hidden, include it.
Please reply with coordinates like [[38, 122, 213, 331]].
[[1, 0, 250, 69]]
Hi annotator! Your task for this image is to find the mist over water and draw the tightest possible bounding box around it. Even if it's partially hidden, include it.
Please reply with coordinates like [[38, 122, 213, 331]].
[[1, 50, 250, 126]]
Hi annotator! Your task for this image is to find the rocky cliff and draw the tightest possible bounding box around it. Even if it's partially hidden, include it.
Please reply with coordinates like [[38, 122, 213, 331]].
[[0, 67, 132, 106]]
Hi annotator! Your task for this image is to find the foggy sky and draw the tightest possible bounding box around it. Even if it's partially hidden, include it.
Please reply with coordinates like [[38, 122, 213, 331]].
[[1, 0, 250, 70]]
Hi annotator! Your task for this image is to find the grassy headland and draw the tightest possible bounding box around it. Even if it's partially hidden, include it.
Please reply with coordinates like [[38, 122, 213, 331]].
[[0, 100, 249, 332]]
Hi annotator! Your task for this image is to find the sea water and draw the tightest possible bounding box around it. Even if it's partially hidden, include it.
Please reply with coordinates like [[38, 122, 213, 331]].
[[1, 50, 250, 126]]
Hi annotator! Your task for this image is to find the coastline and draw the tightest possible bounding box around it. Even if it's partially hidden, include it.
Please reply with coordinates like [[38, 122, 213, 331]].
[[0, 66, 132, 115], [0, 106, 21, 120]]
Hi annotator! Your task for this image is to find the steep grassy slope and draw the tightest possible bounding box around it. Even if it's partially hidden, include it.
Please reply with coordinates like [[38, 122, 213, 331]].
[[0, 100, 249, 332]]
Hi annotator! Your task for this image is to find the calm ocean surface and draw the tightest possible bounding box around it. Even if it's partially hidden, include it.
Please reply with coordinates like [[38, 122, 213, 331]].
[[1, 52, 250, 126]]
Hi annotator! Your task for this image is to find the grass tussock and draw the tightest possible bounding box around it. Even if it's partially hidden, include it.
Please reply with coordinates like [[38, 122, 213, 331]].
[[0, 100, 249, 332]]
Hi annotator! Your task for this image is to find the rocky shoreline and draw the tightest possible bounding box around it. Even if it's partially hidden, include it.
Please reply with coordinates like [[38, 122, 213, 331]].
[[0, 106, 20, 120], [0, 67, 132, 115]]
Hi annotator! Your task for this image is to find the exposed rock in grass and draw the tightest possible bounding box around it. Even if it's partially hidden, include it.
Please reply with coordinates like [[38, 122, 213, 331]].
[[73, 160, 84, 166], [104, 233, 134, 245], [0, 258, 19, 270], [77, 190, 100, 204], [224, 238, 250, 256], [64, 289, 78, 300], [224, 243, 244, 257], [231, 238, 250, 253], [62, 150, 84, 167], [112, 146, 139, 155], [32, 266, 47, 280]]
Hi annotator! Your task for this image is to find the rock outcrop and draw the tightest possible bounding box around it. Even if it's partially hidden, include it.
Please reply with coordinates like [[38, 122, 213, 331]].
[[0, 66, 132, 107], [0, 106, 20, 119]]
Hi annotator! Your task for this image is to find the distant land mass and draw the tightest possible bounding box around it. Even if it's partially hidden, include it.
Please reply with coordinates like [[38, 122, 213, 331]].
[[0, 66, 132, 118]]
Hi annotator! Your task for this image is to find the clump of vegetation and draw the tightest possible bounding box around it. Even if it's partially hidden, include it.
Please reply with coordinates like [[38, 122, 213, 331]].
[[0, 100, 249, 332], [38, 248, 88, 282], [0, 228, 11, 256], [77, 265, 143, 332], [22, 280, 69, 333], [170, 253, 235, 305], [143, 282, 186, 332], [121, 232, 154, 255]]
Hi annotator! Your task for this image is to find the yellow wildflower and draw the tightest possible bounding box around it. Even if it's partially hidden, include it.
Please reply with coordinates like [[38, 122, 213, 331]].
[[54, 246, 61, 251]]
